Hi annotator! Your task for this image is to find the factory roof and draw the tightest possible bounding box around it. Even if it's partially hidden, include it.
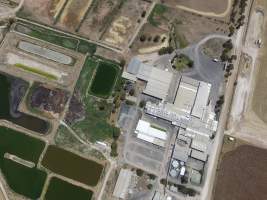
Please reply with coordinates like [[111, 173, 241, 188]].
[[135, 120, 167, 147], [190, 149, 208, 162], [126, 58, 173, 100], [113, 169, 133, 199]]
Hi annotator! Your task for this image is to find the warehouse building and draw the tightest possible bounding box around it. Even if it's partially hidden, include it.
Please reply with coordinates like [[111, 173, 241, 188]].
[[123, 58, 173, 100], [113, 169, 133, 199], [145, 76, 217, 132], [135, 119, 167, 147]]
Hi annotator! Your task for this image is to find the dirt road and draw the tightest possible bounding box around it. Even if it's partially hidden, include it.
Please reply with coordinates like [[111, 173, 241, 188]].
[[227, 0, 267, 149], [176, 0, 232, 18]]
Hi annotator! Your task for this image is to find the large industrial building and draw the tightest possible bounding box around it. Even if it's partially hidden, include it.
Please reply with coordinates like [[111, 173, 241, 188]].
[[123, 58, 218, 187], [113, 169, 133, 199], [135, 119, 167, 147], [122, 57, 173, 100]]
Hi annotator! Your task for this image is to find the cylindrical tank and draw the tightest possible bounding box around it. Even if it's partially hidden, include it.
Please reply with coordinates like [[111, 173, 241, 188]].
[[169, 169, 178, 178], [172, 160, 179, 168]]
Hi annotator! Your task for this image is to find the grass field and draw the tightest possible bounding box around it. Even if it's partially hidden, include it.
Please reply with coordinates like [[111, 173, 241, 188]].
[[89, 61, 120, 98], [0, 126, 47, 199], [1, 158, 47, 199], [148, 4, 168, 27], [14, 63, 58, 80], [69, 57, 119, 142], [42, 145, 103, 186], [15, 22, 97, 55], [45, 177, 93, 200]]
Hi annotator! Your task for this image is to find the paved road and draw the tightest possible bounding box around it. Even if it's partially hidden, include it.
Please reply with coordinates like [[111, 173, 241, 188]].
[[200, 2, 251, 199]]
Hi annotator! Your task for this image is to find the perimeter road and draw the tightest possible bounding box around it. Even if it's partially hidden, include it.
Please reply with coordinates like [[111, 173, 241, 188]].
[[200, 1, 252, 199]]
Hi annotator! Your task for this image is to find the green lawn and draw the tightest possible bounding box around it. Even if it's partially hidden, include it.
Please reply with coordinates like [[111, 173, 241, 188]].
[[45, 177, 93, 200], [172, 54, 193, 71], [14, 22, 97, 55], [148, 4, 168, 27], [89, 61, 120, 98], [14, 63, 58, 80]]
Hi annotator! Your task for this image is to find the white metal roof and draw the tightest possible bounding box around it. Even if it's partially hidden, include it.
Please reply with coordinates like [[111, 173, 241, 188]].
[[135, 120, 167, 140], [174, 81, 198, 114], [136, 64, 173, 100], [137, 133, 165, 147], [135, 120, 167, 147], [191, 81, 211, 119], [113, 169, 133, 199], [190, 149, 208, 162]]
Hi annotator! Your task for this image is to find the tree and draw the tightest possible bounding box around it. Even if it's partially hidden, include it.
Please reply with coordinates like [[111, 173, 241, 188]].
[[141, 11, 146, 18], [153, 35, 160, 43], [139, 100, 146, 108], [120, 59, 126, 68], [110, 141, 118, 157], [148, 174, 156, 180], [223, 39, 233, 50], [158, 46, 174, 55], [113, 127, 121, 140], [140, 34, 146, 42], [228, 25, 235, 36], [136, 169, 144, 176], [129, 88, 135, 96], [147, 184, 153, 190], [160, 178, 167, 185]]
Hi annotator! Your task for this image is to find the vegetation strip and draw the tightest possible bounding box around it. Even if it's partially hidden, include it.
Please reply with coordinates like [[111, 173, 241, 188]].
[[14, 63, 58, 80]]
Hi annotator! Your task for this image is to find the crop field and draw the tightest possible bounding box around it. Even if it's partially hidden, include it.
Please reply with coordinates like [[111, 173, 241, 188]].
[[89, 61, 120, 98], [0, 126, 47, 199], [14, 22, 97, 55], [42, 145, 104, 186], [45, 177, 93, 200], [214, 144, 267, 200]]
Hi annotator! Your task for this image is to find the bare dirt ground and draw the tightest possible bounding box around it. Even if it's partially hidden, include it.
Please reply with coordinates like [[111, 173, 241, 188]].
[[101, 0, 151, 48], [57, 0, 93, 32], [18, 0, 53, 24], [201, 38, 225, 59], [164, 0, 229, 14], [130, 23, 167, 54], [227, 0, 267, 149], [131, 6, 229, 54], [78, 0, 121, 41], [213, 144, 267, 200]]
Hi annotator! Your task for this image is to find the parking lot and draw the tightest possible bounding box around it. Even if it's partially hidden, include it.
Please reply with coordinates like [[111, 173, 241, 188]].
[[121, 106, 177, 174]]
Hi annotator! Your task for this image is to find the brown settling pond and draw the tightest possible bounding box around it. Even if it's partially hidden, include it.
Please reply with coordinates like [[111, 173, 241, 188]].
[[42, 145, 104, 186]]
